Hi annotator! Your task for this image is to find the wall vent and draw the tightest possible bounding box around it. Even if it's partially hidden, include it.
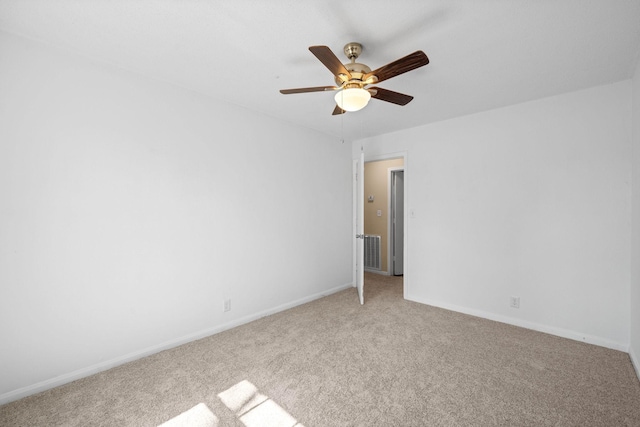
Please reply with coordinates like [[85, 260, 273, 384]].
[[364, 235, 381, 270]]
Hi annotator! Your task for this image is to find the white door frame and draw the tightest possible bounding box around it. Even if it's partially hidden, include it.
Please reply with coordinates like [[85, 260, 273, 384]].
[[388, 167, 404, 276]]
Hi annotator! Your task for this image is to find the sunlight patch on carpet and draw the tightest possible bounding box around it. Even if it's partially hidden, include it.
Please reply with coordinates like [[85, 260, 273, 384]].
[[218, 380, 304, 427], [158, 402, 218, 427]]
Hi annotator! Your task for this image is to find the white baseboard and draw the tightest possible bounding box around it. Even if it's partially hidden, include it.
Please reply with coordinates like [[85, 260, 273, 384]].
[[0, 282, 353, 406], [364, 269, 390, 276], [408, 295, 628, 352], [630, 345, 640, 382]]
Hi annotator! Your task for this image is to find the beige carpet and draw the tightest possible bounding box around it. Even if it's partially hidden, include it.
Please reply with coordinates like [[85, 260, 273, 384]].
[[1, 273, 640, 426]]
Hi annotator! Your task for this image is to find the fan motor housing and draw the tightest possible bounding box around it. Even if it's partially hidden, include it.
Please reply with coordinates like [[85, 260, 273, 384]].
[[335, 62, 371, 86], [334, 42, 373, 86]]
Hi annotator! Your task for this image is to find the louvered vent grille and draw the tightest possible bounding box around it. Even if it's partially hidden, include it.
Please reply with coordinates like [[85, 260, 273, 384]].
[[364, 235, 381, 270]]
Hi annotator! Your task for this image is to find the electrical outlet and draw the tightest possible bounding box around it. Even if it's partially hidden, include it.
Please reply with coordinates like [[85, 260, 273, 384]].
[[224, 299, 231, 312], [510, 296, 520, 309]]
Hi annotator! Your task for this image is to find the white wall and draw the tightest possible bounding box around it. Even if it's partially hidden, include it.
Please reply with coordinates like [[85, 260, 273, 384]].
[[0, 31, 353, 402], [631, 56, 640, 375], [355, 82, 632, 351]]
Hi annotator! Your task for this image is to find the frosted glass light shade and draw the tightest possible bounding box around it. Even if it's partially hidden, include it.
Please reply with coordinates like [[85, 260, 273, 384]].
[[334, 88, 371, 112]]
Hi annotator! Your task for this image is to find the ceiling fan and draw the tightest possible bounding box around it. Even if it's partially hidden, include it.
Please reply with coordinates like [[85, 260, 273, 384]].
[[280, 42, 429, 115]]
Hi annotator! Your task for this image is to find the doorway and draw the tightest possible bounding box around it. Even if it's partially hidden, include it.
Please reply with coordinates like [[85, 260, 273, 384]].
[[360, 156, 407, 299]]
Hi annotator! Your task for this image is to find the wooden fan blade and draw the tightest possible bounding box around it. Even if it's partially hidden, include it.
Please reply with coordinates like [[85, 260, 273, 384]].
[[369, 87, 414, 106], [364, 51, 429, 84], [280, 86, 339, 94], [332, 105, 346, 115], [309, 46, 352, 80]]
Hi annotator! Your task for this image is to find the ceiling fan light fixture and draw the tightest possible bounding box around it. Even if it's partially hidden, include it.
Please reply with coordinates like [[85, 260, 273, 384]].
[[334, 88, 371, 112], [280, 44, 429, 115]]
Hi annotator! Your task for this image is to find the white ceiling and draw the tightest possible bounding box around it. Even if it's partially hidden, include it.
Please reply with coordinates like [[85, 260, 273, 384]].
[[2, 0, 640, 141]]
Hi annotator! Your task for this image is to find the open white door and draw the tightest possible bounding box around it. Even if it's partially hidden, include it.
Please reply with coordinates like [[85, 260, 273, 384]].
[[356, 151, 365, 304]]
